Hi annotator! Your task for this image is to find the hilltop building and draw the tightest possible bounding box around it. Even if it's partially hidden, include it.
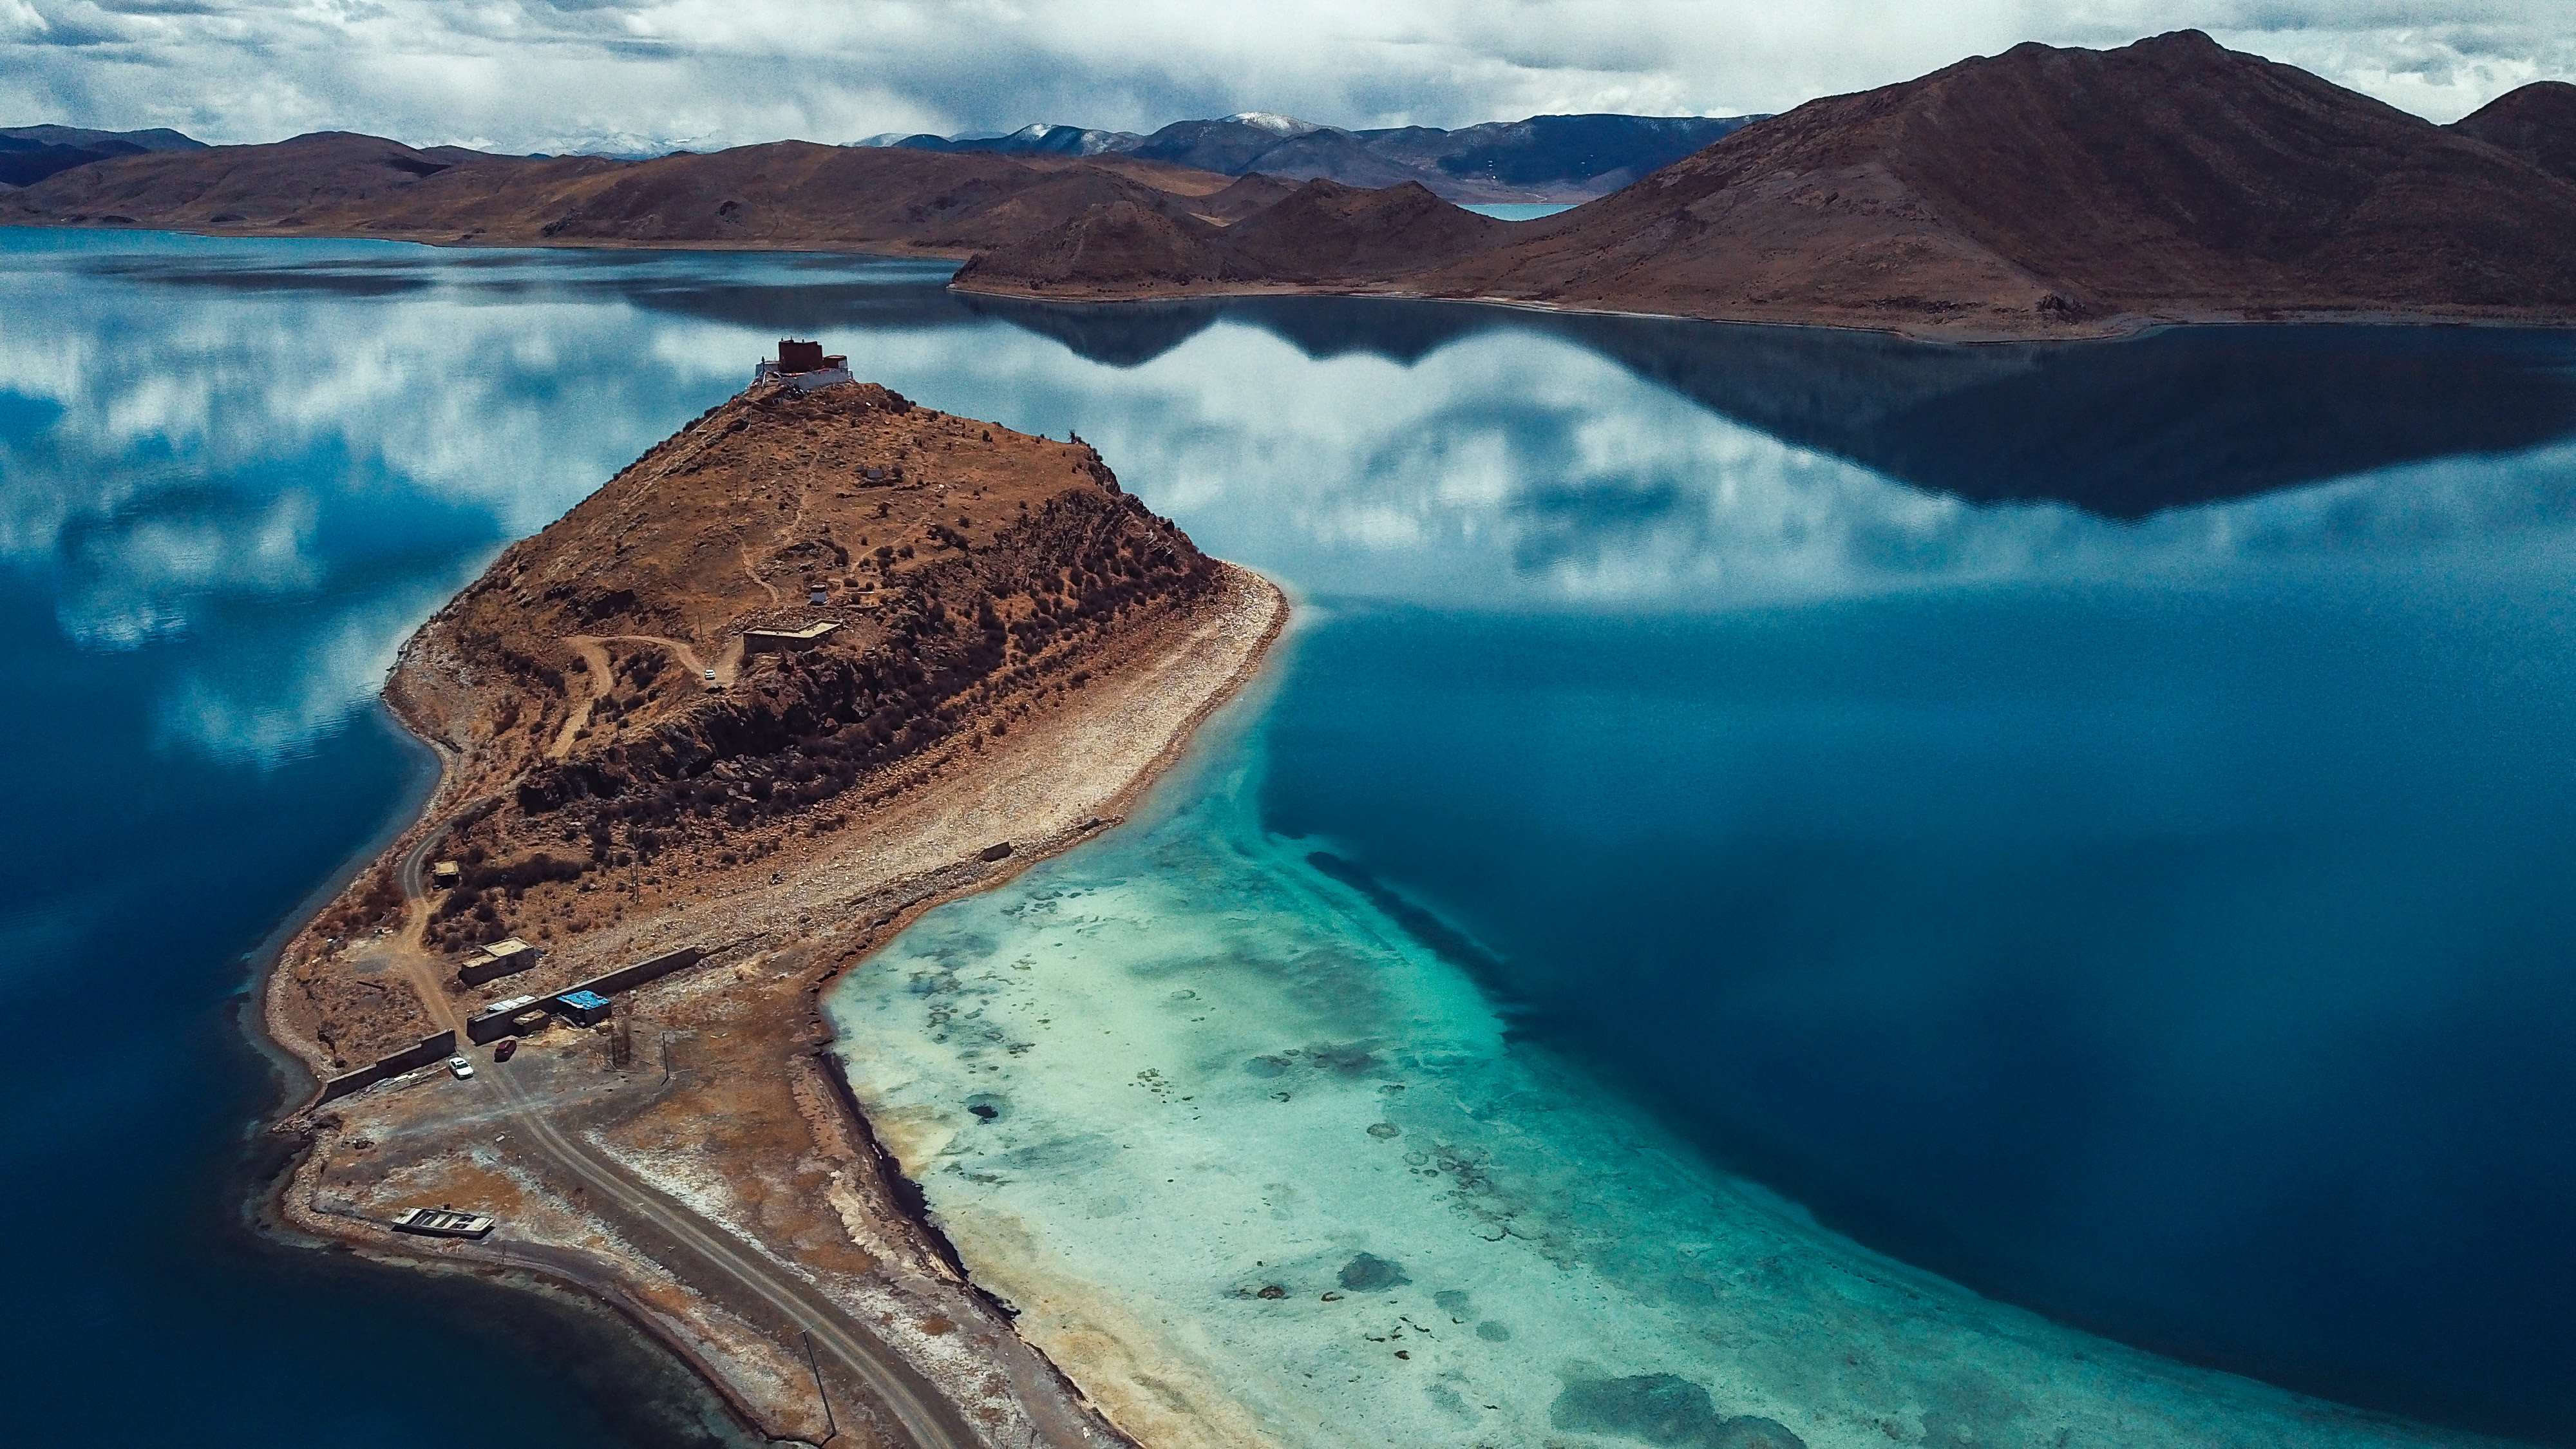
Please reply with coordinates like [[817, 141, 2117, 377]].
[[753, 338, 851, 392]]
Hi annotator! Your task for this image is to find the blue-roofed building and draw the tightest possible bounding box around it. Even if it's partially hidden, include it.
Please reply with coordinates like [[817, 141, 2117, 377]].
[[555, 989, 612, 1027]]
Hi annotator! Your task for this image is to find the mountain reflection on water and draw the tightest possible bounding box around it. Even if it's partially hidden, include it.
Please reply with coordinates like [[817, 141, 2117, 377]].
[[9, 229, 2576, 1446], [958, 291, 2576, 518]]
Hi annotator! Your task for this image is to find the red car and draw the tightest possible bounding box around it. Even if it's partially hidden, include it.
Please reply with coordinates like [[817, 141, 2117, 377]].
[[494, 1038, 517, 1063]]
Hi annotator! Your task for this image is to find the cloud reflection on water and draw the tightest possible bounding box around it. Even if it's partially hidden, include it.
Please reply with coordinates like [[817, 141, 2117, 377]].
[[5, 231, 2575, 763]]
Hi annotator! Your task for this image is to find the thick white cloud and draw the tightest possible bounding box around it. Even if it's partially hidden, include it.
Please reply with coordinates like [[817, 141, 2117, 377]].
[[0, 0, 2566, 154]]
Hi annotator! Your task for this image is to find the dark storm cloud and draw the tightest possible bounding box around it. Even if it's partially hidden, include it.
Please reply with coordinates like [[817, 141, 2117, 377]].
[[0, 1, 2565, 154]]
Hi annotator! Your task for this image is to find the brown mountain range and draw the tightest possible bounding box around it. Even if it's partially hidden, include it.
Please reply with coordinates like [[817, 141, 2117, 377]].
[[1415, 32, 2576, 332], [959, 32, 2576, 337], [0, 131, 1268, 253], [949, 178, 1508, 294], [12, 32, 2576, 338]]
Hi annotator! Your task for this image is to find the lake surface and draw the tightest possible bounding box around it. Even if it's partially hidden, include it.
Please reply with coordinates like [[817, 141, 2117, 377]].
[[6, 227, 2576, 1446], [1458, 202, 1578, 220]]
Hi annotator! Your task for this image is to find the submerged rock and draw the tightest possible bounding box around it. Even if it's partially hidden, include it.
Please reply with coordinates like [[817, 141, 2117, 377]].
[[1549, 1374, 1806, 1449], [1338, 1252, 1410, 1291], [1710, 1418, 1806, 1449]]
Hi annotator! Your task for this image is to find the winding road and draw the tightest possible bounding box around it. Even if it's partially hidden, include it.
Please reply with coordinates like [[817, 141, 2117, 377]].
[[482, 1065, 980, 1449], [388, 813, 981, 1449]]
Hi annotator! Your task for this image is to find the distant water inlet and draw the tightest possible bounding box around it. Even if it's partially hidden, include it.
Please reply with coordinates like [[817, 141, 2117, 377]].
[[826, 677, 2489, 1449]]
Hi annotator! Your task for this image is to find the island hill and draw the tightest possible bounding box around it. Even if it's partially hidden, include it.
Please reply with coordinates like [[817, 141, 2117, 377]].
[[11, 33, 2576, 339], [265, 348, 1283, 1447]]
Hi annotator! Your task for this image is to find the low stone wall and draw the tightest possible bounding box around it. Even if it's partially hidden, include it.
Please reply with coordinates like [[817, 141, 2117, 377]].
[[317, 1028, 459, 1103], [567, 943, 706, 999]]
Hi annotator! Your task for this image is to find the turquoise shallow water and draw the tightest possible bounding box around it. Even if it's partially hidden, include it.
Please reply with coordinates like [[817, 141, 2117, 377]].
[[11, 225, 2576, 1444], [823, 593, 2559, 1448], [1458, 202, 1578, 221], [825, 323, 2576, 1442]]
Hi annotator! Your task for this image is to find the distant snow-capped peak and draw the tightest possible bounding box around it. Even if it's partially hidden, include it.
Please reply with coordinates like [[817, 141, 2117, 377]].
[[1226, 112, 1321, 137]]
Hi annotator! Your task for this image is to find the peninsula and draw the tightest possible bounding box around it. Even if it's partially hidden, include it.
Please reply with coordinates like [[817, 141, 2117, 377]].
[[265, 352, 1284, 1446]]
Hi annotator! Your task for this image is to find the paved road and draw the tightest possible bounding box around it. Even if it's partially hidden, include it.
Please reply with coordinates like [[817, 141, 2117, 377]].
[[482, 1064, 981, 1449], [390, 812, 979, 1449]]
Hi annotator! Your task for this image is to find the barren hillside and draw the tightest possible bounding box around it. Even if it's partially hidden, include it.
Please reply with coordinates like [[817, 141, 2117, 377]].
[[1417, 32, 2576, 333], [2451, 81, 2576, 185], [285, 372, 1224, 1060], [952, 178, 1507, 296], [1, 133, 1257, 254]]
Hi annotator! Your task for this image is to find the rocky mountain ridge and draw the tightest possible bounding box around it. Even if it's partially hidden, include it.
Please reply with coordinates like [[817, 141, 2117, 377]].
[[15, 35, 2576, 338], [862, 109, 1761, 202], [2450, 80, 2576, 185], [0, 122, 205, 188], [0, 132, 1260, 254], [957, 33, 2576, 337]]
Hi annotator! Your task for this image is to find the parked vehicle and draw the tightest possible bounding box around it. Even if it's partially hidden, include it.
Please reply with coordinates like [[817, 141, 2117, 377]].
[[446, 1055, 475, 1079], [494, 1038, 517, 1063]]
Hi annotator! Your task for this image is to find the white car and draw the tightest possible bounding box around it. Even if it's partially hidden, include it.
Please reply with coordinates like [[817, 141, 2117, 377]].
[[446, 1055, 475, 1079]]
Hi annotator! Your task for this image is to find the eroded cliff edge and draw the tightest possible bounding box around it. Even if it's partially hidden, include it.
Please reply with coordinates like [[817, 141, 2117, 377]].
[[262, 372, 1285, 1448]]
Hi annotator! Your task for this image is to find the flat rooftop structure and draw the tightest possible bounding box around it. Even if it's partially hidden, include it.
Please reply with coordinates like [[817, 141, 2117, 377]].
[[556, 989, 612, 1026], [743, 621, 840, 653], [466, 993, 545, 1043], [459, 936, 541, 986]]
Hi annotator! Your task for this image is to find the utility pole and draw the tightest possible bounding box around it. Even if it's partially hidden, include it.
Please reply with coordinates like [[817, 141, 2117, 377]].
[[801, 1329, 838, 1443]]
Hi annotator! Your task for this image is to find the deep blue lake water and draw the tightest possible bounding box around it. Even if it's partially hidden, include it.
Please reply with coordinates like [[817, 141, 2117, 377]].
[[6, 225, 2576, 1444]]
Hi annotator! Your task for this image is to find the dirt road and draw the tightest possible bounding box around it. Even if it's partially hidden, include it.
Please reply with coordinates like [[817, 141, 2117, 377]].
[[551, 634, 746, 760]]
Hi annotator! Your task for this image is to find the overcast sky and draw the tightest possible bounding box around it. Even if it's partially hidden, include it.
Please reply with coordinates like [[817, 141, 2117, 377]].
[[1, 1, 2568, 155]]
